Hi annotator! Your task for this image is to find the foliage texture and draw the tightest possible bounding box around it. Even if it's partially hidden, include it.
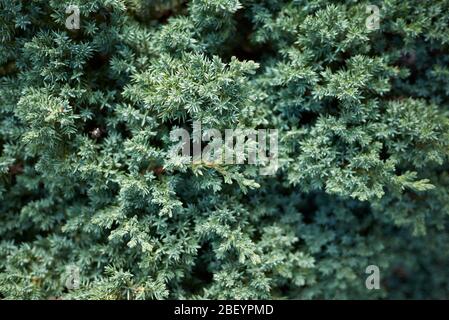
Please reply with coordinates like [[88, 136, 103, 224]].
[[1, 0, 449, 299]]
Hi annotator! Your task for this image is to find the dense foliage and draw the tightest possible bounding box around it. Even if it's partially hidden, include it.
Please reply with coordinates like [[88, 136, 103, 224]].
[[1, 0, 449, 299]]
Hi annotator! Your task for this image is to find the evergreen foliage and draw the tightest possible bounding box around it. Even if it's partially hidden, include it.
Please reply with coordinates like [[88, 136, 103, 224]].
[[1, 0, 449, 299]]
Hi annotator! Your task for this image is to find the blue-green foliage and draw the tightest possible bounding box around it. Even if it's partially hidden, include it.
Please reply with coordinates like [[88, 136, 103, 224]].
[[1, 0, 449, 299]]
